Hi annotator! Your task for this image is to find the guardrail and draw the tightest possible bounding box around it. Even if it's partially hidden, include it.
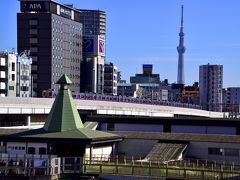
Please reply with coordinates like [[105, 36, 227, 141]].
[[0, 155, 239, 179]]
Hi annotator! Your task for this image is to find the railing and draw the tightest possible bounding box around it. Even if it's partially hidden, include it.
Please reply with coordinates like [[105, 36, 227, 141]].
[[83, 156, 240, 179], [0, 155, 239, 179]]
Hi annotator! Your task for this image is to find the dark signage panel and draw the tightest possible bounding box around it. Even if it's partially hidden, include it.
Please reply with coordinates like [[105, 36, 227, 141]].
[[21, 1, 49, 12]]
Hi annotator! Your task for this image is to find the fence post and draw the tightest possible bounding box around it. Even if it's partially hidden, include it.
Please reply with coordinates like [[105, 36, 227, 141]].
[[115, 156, 118, 174], [61, 157, 65, 173], [220, 164, 223, 179], [100, 164, 102, 174], [149, 161, 151, 177], [83, 156, 86, 173], [166, 162, 168, 177], [131, 161, 134, 176], [201, 164, 204, 179]]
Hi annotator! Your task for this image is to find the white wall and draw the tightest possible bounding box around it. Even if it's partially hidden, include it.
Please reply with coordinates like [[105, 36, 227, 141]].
[[7, 142, 26, 155], [7, 142, 47, 155], [85, 145, 112, 158]]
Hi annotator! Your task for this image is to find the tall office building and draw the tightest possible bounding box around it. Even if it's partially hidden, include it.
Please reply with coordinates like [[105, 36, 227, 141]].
[[177, 5, 186, 85], [79, 9, 106, 94], [199, 64, 223, 112], [18, 0, 82, 97]]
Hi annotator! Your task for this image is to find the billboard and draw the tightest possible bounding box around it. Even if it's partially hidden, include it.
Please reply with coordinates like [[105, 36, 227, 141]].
[[143, 64, 153, 75], [83, 35, 106, 57], [83, 38, 95, 53], [98, 38, 105, 56]]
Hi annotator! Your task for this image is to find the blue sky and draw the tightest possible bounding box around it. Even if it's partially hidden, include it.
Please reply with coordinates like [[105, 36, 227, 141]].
[[1, 0, 240, 87]]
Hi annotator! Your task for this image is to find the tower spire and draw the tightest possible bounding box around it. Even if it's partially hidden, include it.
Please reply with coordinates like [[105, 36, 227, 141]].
[[181, 5, 184, 27], [177, 5, 186, 84]]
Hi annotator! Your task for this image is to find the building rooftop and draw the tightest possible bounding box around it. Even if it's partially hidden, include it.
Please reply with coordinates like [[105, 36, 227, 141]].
[[115, 131, 240, 144]]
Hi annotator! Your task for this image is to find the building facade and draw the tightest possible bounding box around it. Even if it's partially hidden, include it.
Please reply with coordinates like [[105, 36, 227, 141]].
[[0, 52, 17, 97], [223, 87, 240, 114], [18, 0, 82, 97], [79, 9, 106, 94], [104, 63, 117, 96], [199, 64, 223, 112], [130, 64, 160, 84], [17, 51, 32, 97]]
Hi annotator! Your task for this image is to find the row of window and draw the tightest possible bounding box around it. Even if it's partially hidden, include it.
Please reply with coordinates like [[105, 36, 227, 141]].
[[208, 147, 239, 157], [8, 146, 46, 155]]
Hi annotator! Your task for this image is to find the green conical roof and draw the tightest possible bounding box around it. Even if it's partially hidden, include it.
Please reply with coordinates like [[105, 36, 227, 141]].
[[43, 74, 84, 132], [56, 74, 72, 85], [4, 74, 121, 143]]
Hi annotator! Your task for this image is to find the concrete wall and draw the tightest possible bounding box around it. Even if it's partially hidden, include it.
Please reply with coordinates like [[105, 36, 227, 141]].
[[117, 139, 157, 157], [186, 141, 240, 164], [114, 123, 163, 132]]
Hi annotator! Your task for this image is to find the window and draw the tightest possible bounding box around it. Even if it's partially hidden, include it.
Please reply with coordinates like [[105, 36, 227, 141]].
[[163, 124, 171, 133], [28, 147, 35, 154], [21, 86, 29, 91], [30, 38, 38, 44], [39, 147, 46, 155], [208, 148, 223, 155], [30, 29, 38, 35], [224, 149, 239, 157], [11, 63, 15, 71], [9, 86, 14, 90], [29, 20, 38, 26], [107, 123, 114, 131], [11, 74, 15, 81]]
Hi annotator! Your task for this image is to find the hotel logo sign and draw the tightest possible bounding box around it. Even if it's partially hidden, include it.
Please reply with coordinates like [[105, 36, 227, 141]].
[[60, 6, 72, 19], [29, 3, 42, 10], [21, 1, 49, 12]]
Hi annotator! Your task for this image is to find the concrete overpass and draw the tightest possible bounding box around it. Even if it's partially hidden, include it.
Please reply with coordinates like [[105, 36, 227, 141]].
[[0, 97, 225, 118]]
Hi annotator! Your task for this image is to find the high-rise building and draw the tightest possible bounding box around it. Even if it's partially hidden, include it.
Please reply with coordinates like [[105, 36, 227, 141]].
[[0, 51, 17, 97], [177, 5, 186, 85], [79, 9, 106, 94], [104, 63, 117, 96], [199, 64, 223, 112], [17, 0, 82, 97], [79, 9, 106, 36]]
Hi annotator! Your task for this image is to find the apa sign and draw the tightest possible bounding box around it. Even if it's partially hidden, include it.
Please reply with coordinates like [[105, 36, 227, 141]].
[[21, 1, 49, 12], [29, 3, 42, 10]]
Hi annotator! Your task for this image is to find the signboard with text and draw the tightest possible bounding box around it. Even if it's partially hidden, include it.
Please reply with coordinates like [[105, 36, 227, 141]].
[[21, 1, 49, 12], [83, 35, 105, 57], [60, 6, 71, 19]]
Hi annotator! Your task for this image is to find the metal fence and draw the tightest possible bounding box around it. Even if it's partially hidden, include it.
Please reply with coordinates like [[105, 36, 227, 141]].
[[0, 155, 239, 179]]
